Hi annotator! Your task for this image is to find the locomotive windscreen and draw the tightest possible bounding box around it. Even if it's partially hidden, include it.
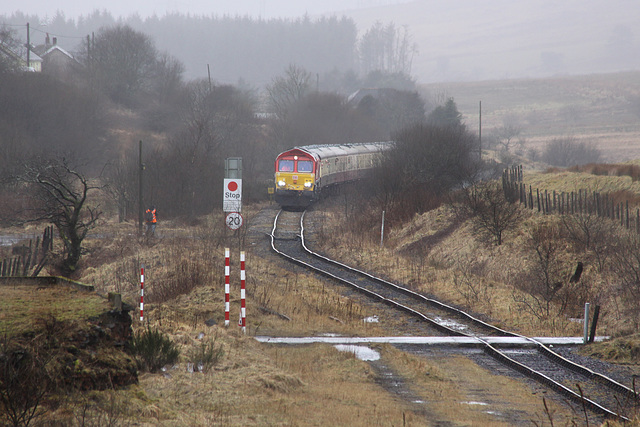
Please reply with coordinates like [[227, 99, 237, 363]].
[[278, 160, 294, 172], [297, 160, 313, 173]]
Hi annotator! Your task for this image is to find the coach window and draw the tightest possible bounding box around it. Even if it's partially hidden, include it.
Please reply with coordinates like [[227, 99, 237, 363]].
[[297, 160, 314, 173], [279, 160, 294, 172]]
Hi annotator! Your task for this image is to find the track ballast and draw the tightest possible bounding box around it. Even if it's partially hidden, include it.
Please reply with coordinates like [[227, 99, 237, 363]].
[[269, 209, 639, 422]]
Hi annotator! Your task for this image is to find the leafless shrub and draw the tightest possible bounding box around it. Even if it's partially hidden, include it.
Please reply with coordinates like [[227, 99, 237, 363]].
[[513, 224, 567, 319], [452, 254, 493, 309], [560, 213, 616, 272], [608, 230, 640, 331], [492, 114, 523, 153], [458, 181, 524, 246], [73, 390, 128, 427], [0, 337, 52, 427], [406, 255, 428, 290], [541, 137, 601, 167]]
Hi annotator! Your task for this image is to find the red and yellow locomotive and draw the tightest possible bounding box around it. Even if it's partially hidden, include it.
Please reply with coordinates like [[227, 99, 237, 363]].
[[274, 142, 392, 207]]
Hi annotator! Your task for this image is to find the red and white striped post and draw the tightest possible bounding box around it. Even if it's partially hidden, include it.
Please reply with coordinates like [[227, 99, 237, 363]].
[[140, 264, 145, 322], [239, 251, 246, 333], [224, 248, 230, 327]]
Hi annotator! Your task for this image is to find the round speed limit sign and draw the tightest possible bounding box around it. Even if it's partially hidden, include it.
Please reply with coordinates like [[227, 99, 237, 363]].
[[225, 212, 243, 230]]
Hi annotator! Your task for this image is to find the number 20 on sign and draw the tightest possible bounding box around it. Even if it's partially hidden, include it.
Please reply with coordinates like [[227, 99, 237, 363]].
[[226, 212, 243, 230]]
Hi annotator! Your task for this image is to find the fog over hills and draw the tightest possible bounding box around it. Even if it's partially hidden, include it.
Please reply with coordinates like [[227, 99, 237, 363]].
[[341, 0, 640, 82], [4, 0, 639, 84]]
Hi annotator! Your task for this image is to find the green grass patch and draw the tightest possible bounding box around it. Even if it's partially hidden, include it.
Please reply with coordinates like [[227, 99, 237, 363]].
[[0, 283, 108, 337]]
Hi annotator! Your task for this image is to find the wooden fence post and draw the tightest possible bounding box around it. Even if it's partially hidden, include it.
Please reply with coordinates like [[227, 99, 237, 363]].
[[529, 186, 534, 209]]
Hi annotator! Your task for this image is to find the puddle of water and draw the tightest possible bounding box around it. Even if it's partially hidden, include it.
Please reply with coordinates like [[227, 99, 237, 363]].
[[334, 345, 380, 361], [434, 316, 468, 331], [461, 401, 489, 406], [0, 236, 30, 247]]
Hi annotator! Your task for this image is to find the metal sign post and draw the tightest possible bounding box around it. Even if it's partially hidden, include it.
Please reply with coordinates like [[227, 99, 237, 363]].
[[224, 157, 243, 218]]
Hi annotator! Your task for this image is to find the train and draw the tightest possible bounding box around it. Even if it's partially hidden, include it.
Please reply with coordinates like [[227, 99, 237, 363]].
[[274, 142, 393, 207]]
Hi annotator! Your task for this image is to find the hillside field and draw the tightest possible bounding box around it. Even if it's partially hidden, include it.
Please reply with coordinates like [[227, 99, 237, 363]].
[[4, 71, 640, 425]]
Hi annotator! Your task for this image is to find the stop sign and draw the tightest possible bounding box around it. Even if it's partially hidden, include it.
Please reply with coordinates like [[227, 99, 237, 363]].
[[223, 179, 242, 212]]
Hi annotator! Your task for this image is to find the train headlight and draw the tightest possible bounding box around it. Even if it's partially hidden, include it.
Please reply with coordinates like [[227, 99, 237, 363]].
[[304, 182, 312, 188], [277, 180, 286, 187]]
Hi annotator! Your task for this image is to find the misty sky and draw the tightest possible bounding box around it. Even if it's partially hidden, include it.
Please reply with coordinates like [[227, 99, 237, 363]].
[[5, 0, 639, 83], [10, 0, 405, 20]]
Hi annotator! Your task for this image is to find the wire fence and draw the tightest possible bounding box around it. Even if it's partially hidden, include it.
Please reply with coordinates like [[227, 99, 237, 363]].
[[0, 225, 54, 277], [502, 165, 640, 233]]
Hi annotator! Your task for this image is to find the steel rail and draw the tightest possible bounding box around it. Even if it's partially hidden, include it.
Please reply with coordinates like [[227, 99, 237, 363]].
[[299, 211, 639, 405], [269, 209, 632, 421]]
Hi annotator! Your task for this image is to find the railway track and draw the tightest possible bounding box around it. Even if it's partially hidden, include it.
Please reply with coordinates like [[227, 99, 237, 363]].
[[269, 209, 639, 422]]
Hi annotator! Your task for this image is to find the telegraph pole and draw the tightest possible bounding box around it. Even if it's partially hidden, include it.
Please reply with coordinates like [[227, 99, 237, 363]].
[[138, 140, 144, 234], [26, 23, 30, 69], [478, 100, 482, 160]]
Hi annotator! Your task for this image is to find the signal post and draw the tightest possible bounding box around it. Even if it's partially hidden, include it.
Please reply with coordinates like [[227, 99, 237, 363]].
[[222, 158, 246, 333]]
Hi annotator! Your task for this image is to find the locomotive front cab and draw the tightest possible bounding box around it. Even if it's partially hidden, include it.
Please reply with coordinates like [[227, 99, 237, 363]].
[[274, 149, 317, 206]]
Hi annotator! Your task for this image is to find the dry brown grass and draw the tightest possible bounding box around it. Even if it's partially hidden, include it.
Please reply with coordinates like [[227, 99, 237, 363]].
[[314, 203, 587, 338], [4, 200, 632, 425], [314, 189, 640, 340]]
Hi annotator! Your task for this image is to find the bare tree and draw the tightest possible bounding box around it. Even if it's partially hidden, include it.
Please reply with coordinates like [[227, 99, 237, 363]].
[[266, 64, 312, 121], [514, 224, 568, 319], [359, 21, 417, 75], [461, 181, 524, 246], [541, 137, 602, 167], [82, 24, 159, 105], [151, 52, 185, 104], [608, 230, 640, 330], [0, 24, 25, 73], [145, 81, 257, 218], [494, 115, 524, 153], [560, 213, 615, 272], [22, 158, 102, 275], [102, 153, 138, 223]]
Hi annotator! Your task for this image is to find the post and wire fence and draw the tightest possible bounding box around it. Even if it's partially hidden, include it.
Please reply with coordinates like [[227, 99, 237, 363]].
[[503, 165, 640, 233]]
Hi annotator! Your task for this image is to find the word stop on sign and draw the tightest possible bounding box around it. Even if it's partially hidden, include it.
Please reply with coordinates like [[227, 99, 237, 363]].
[[223, 179, 242, 212]]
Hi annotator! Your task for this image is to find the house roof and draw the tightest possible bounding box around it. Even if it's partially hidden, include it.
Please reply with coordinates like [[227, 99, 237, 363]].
[[43, 45, 75, 60], [0, 43, 42, 63], [347, 88, 399, 106]]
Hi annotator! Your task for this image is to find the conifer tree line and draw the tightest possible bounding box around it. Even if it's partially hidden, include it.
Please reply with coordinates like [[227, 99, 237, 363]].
[[2, 11, 416, 86]]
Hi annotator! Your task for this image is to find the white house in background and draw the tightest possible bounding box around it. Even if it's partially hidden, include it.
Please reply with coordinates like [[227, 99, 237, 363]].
[[0, 42, 42, 72], [33, 34, 80, 80]]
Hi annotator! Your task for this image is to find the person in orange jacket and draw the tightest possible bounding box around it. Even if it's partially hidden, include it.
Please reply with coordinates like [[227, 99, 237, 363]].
[[145, 205, 157, 236]]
